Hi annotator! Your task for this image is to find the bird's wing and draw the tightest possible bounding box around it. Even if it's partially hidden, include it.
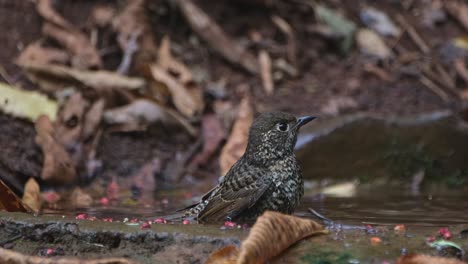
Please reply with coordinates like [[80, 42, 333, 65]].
[[197, 171, 272, 222], [175, 185, 219, 212]]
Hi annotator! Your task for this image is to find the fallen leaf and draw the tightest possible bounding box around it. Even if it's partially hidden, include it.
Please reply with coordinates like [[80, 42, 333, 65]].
[[36, 0, 101, 69], [69, 187, 93, 208], [397, 254, 465, 264], [205, 245, 239, 264], [356, 29, 393, 59], [0, 82, 58, 122], [0, 247, 139, 264], [158, 36, 193, 84], [150, 64, 203, 117], [321, 182, 357, 198], [82, 99, 105, 141], [20, 62, 146, 92], [112, 0, 158, 68], [22, 178, 43, 213], [0, 178, 27, 212], [176, 0, 259, 74], [360, 7, 401, 37], [35, 115, 76, 184], [315, 4, 357, 54], [103, 99, 169, 127], [189, 113, 225, 169], [55, 92, 87, 148], [219, 96, 253, 175], [320, 96, 358, 115], [91, 4, 116, 28], [258, 50, 274, 95], [16, 41, 69, 66]]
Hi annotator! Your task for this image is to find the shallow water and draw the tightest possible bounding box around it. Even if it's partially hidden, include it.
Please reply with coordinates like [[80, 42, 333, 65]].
[[298, 191, 468, 226]]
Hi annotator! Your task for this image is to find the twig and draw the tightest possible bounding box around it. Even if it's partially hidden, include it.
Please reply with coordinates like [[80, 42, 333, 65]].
[[175, 0, 259, 75], [454, 59, 468, 84], [363, 63, 393, 82], [117, 31, 140, 75], [396, 14, 430, 54], [419, 75, 450, 103], [259, 50, 274, 95], [271, 15, 297, 67], [0, 64, 14, 85]]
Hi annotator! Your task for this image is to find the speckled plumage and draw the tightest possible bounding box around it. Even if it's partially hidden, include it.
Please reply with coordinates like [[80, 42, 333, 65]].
[[179, 112, 315, 223]]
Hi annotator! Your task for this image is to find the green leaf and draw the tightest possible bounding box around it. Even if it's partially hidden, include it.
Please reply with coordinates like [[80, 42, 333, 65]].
[[315, 5, 357, 54], [0, 82, 58, 122]]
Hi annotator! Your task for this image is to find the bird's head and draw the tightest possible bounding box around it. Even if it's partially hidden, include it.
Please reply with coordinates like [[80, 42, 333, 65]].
[[245, 112, 315, 165]]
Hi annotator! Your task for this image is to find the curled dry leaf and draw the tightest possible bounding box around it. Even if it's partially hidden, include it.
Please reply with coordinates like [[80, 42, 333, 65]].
[[206, 212, 325, 264], [397, 254, 466, 264], [0, 82, 58, 122], [237, 211, 325, 264], [219, 96, 253, 175], [35, 115, 76, 184], [69, 187, 93, 208], [150, 64, 203, 117], [176, 0, 259, 75], [55, 92, 87, 148], [205, 245, 239, 264], [22, 178, 43, 213], [37, 0, 74, 31], [16, 41, 69, 66], [356, 29, 393, 60], [83, 99, 105, 140], [19, 62, 145, 92], [158, 36, 193, 84], [104, 99, 169, 127], [189, 113, 225, 169], [0, 178, 27, 212], [91, 4, 116, 28], [0, 247, 139, 264], [258, 50, 274, 95]]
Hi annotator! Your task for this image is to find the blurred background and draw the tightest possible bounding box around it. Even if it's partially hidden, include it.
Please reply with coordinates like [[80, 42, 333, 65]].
[[1, 0, 468, 224]]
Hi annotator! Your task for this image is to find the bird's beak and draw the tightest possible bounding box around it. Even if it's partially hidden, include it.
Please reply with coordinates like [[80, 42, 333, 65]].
[[296, 116, 316, 128]]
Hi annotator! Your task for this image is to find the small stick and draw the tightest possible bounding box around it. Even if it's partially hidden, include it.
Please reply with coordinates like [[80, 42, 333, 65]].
[[396, 14, 430, 54], [419, 75, 450, 103]]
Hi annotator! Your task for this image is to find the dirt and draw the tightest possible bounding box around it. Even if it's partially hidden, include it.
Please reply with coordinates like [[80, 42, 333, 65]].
[[0, 1, 463, 193]]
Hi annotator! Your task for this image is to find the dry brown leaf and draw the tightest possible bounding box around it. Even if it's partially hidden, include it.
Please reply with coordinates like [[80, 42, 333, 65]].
[[219, 96, 253, 175], [237, 211, 325, 264], [83, 99, 105, 140], [55, 92, 87, 148], [69, 187, 93, 208], [91, 4, 116, 28], [16, 41, 69, 66], [158, 36, 193, 84], [0, 247, 139, 264], [258, 50, 274, 95], [35, 115, 76, 184], [22, 178, 43, 213], [189, 113, 225, 169], [20, 62, 145, 92], [445, 1, 468, 31], [42, 23, 101, 70], [205, 245, 239, 264], [150, 64, 203, 117], [0, 178, 27, 212], [37, 0, 102, 69], [176, 0, 259, 75], [104, 99, 169, 126], [397, 254, 466, 264]]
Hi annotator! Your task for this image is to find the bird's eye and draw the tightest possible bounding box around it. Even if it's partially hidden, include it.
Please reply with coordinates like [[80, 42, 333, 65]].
[[276, 122, 289, 132]]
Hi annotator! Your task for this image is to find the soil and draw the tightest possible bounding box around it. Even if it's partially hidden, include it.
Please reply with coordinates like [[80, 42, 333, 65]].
[[0, 1, 463, 193]]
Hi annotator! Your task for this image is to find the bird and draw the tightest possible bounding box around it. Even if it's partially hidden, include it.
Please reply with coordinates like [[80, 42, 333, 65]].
[[172, 112, 315, 223]]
